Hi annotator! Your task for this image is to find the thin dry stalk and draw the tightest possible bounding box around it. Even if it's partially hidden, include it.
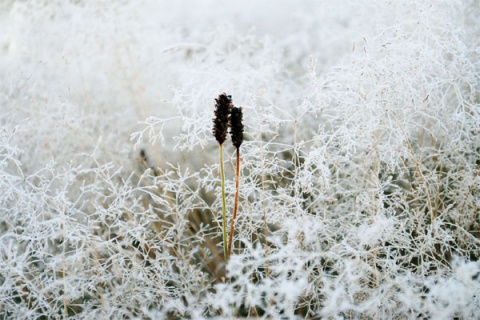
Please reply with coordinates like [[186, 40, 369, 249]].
[[213, 93, 233, 261], [227, 106, 244, 260], [228, 149, 241, 258]]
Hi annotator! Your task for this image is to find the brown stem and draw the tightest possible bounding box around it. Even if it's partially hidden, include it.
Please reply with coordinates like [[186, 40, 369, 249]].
[[228, 148, 241, 259]]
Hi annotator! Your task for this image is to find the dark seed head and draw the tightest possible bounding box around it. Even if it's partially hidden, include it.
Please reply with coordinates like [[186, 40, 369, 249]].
[[230, 106, 244, 149], [140, 149, 147, 161], [213, 93, 233, 145]]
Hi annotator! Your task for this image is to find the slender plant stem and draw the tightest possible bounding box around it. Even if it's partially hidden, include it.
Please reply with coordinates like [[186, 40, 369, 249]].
[[228, 149, 241, 259], [219, 144, 228, 262]]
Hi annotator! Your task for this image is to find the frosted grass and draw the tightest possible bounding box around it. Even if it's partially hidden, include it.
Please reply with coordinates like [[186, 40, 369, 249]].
[[1, 0, 479, 318]]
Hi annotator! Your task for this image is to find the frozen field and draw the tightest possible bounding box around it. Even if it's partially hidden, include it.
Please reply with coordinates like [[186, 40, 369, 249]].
[[1, 1, 479, 318]]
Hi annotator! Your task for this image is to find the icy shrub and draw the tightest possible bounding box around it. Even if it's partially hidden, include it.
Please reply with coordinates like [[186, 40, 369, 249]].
[[1, 0, 479, 318]]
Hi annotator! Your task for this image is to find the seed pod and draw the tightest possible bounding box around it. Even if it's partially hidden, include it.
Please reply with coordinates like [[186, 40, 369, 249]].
[[213, 93, 233, 145], [230, 106, 244, 149]]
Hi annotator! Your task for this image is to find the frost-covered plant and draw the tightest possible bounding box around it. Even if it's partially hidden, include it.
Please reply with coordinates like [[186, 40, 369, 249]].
[[1, 0, 480, 319]]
